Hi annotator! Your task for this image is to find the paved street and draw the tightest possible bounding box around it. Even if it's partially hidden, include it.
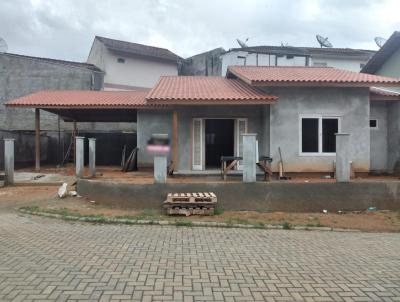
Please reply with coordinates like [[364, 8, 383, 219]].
[[0, 213, 399, 302]]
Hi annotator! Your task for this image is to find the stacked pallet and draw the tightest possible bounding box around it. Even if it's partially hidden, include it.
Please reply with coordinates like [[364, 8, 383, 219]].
[[163, 192, 217, 216]]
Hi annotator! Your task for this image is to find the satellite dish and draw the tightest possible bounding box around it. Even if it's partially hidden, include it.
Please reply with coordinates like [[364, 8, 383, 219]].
[[374, 37, 387, 48], [0, 37, 7, 53], [316, 34, 333, 48], [236, 38, 249, 48]]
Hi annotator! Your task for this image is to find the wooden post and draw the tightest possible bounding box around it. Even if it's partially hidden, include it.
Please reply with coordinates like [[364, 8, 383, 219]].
[[35, 108, 40, 171], [172, 111, 178, 170], [73, 120, 77, 163]]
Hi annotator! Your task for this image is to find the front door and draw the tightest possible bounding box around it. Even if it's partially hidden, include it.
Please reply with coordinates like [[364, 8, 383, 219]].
[[192, 118, 248, 170]]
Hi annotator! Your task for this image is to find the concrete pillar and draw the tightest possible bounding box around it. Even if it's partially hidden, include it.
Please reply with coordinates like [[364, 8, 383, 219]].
[[4, 139, 15, 185], [243, 133, 257, 183], [154, 154, 167, 183], [88, 138, 96, 177], [75, 136, 84, 178], [335, 133, 351, 182], [35, 108, 40, 171]]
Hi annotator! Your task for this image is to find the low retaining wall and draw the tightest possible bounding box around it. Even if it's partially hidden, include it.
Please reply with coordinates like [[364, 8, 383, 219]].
[[77, 180, 400, 212]]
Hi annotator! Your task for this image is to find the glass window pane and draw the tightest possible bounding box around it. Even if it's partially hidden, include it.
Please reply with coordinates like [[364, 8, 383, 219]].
[[322, 118, 338, 153], [302, 118, 319, 152]]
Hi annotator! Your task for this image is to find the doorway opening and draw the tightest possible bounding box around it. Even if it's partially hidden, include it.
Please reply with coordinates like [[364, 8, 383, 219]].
[[205, 119, 235, 168]]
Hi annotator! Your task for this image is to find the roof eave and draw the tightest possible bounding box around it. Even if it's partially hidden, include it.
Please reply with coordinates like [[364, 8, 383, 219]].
[[250, 81, 400, 88]]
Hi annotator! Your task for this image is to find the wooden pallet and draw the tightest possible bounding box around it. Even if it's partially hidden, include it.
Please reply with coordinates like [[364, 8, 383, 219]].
[[163, 192, 217, 216]]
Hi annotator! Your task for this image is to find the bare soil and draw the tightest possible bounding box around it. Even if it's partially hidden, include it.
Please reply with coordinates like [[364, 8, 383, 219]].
[[2, 185, 398, 232]]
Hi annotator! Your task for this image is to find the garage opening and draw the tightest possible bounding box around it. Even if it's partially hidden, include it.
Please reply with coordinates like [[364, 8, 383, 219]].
[[205, 119, 235, 168]]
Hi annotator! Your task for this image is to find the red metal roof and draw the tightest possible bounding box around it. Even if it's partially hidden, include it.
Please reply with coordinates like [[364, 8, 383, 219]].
[[227, 66, 400, 86], [146, 76, 277, 104], [5, 90, 152, 108]]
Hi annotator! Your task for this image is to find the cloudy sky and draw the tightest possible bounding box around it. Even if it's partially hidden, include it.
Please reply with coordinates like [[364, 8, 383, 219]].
[[1, 0, 400, 62]]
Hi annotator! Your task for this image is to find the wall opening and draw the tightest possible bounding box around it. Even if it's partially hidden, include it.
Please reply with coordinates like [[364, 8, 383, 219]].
[[205, 119, 234, 168]]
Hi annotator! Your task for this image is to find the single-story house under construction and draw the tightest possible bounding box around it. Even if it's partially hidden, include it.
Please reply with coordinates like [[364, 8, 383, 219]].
[[6, 66, 400, 175]]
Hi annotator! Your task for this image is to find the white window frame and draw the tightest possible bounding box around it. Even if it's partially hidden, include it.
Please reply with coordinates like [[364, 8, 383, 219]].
[[299, 114, 341, 156], [369, 119, 378, 130]]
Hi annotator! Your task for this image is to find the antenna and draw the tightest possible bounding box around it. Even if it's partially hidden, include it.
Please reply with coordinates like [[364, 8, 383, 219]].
[[0, 37, 8, 53], [236, 38, 249, 48], [316, 34, 333, 48], [374, 37, 387, 48]]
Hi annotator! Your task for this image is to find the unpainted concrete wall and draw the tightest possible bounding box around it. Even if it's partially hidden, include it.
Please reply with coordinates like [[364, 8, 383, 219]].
[[266, 87, 370, 173], [137, 88, 371, 173], [181, 48, 224, 76], [387, 101, 400, 174], [370, 101, 388, 172], [137, 106, 266, 170], [77, 179, 400, 212], [0, 54, 100, 131]]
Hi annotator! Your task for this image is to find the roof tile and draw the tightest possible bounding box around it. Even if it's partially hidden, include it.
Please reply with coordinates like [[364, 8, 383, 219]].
[[5, 90, 152, 108], [228, 66, 400, 86], [146, 76, 277, 104]]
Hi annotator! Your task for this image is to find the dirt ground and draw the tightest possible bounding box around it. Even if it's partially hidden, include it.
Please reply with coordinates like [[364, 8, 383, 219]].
[[1, 185, 399, 232], [17, 165, 400, 184]]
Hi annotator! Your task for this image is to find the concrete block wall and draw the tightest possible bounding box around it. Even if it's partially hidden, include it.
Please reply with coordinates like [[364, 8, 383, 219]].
[[265, 87, 370, 173]]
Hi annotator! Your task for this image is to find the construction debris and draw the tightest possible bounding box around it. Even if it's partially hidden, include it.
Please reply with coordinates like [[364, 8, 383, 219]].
[[163, 192, 217, 216], [58, 183, 68, 198]]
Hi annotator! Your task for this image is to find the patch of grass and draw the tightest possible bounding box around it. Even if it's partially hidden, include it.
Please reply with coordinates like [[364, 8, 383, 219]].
[[224, 218, 251, 225], [282, 221, 292, 230], [175, 219, 193, 227], [213, 207, 224, 215], [305, 222, 325, 228], [253, 221, 265, 229], [135, 209, 158, 220]]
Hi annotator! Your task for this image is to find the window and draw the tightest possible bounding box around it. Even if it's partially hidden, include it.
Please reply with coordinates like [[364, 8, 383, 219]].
[[117, 58, 125, 63], [370, 119, 378, 129], [313, 62, 327, 67], [300, 116, 340, 155], [360, 63, 366, 69]]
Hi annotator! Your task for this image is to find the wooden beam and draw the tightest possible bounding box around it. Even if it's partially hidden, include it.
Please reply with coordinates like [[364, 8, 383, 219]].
[[172, 111, 178, 170], [35, 108, 40, 171], [73, 121, 77, 164]]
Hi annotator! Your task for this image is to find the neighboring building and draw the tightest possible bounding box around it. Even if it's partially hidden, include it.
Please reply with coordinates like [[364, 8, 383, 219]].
[[0, 52, 104, 132], [180, 48, 225, 76], [183, 46, 375, 76], [362, 31, 400, 174], [87, 36, 181, 91], [9, 66, 400, 175]]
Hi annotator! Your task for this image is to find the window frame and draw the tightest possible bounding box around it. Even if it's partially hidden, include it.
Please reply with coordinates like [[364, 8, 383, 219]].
[[299, 114, 341, 156], [369, 119, 378, 130]]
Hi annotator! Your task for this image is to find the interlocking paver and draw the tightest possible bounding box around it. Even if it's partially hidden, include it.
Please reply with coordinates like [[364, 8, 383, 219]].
[[0, 213, 399, 301]]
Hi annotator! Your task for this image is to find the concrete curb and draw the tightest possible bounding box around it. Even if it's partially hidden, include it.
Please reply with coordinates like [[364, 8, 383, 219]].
[[18, 208, 361, 233]]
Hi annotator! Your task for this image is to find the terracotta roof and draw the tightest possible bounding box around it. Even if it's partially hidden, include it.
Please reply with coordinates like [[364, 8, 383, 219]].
[[96, 36, 181, 62], [5, 90, 153, 109], [146, 76, 277, 104], [227, 66, 400, 87]]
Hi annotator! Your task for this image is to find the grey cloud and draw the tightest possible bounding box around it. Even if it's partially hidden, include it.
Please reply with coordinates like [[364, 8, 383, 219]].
[[0, 0, 399, 62]]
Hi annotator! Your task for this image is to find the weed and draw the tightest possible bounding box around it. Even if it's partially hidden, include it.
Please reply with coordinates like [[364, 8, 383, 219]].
[[175, 220, 193, 227], [282, 221, 292, 230], [213, 207, 224, 215], [253, 221, 265, 229]]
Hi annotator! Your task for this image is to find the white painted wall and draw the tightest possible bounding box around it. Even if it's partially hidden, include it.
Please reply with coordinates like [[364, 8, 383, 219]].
[[310, 56, 367, 72], [88, 39, 178, 90], [221, 50, 371, 76]]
